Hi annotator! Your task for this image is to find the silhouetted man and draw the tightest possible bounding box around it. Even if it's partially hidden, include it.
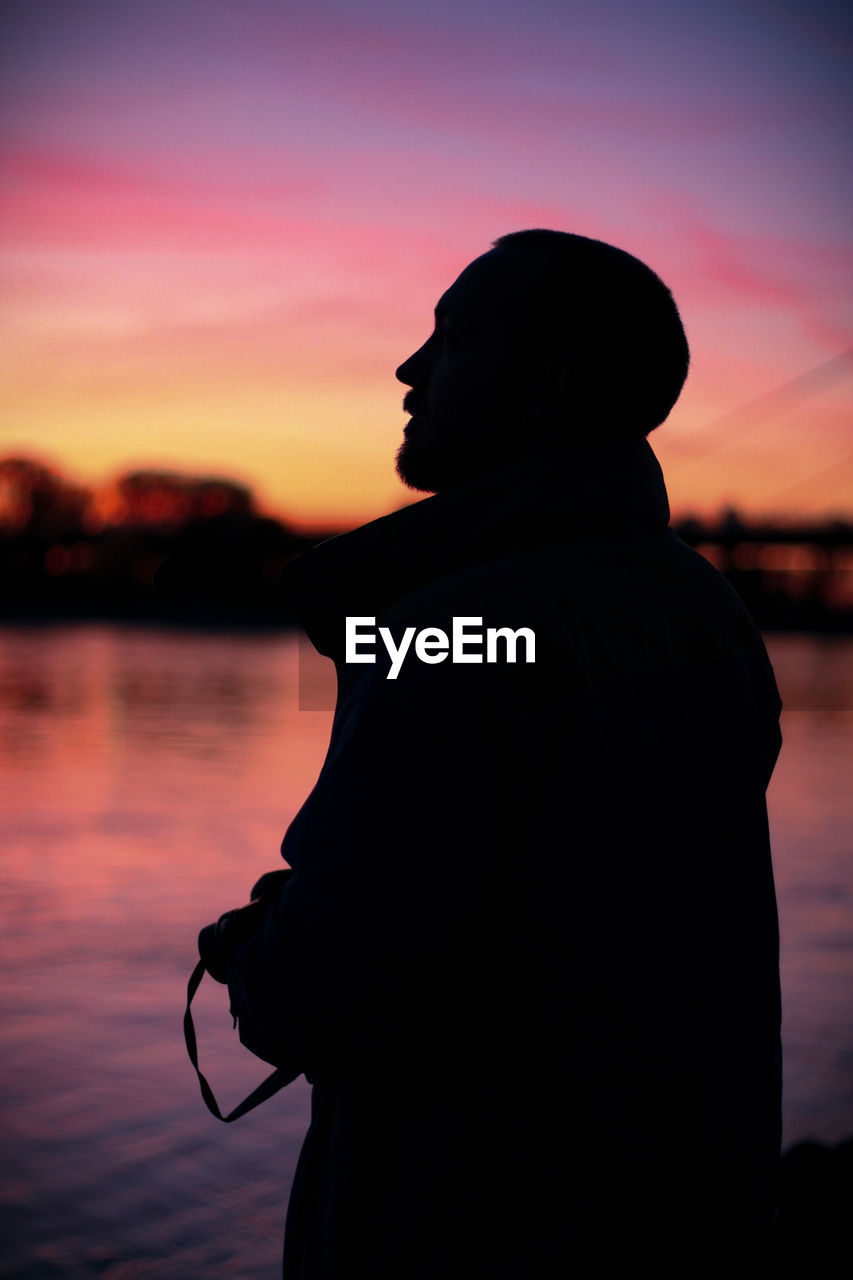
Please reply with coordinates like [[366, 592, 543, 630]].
[[200, 230, 782, 1276]]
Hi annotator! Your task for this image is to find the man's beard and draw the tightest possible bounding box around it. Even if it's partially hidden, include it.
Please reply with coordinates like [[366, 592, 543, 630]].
[[395, 426, 520, 495]]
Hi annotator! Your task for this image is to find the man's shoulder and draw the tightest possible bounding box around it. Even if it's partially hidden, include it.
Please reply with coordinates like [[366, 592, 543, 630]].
[[379, 544, 556, 627], [373, 527, 775, 696], [378, 526, 750, 625]]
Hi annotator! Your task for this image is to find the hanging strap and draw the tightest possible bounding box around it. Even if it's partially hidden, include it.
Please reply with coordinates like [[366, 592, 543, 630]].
[[184, 958, 300, 1122]]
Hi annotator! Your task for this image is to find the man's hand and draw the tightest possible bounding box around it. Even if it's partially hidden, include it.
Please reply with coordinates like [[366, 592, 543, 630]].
[[197, 868, 293, 984]]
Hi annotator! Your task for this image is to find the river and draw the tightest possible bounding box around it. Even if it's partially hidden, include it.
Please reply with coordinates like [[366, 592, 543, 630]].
[[1, 626, 850, 1277]]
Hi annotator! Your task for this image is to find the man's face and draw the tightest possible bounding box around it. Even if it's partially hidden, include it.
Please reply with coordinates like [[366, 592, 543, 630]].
[[394, 248, 534, 494]]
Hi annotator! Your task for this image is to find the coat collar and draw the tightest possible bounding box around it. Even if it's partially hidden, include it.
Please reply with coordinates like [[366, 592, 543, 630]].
[[282, 435, 670, 659]]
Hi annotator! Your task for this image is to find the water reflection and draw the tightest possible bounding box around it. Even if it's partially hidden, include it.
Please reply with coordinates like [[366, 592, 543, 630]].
[[0, 625, 851, 1277]]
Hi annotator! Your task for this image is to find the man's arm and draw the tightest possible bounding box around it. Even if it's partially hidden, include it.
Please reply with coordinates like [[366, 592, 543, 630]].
[[220, 652, 525, 1076]]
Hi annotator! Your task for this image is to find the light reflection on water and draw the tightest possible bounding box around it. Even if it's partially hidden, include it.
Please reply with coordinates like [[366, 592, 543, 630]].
[[0, 626, 851, 1278]]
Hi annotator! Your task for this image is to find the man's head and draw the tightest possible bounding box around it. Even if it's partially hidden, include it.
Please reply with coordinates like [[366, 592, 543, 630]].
[[395, 229, 689, 494]]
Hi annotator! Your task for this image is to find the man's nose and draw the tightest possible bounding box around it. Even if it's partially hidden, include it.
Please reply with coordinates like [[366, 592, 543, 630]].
[[395, 353, 417, 387], [396, 339, 429, 387]]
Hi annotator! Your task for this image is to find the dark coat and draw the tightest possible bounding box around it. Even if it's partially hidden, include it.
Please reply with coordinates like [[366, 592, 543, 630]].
[[227, 436, 782, 1276]]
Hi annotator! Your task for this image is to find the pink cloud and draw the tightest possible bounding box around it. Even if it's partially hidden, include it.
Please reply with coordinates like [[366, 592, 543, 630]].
[[677, 218, 853, 352]]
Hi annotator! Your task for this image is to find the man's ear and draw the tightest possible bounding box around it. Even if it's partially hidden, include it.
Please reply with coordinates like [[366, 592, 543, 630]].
[[519, 353, 579, 436]]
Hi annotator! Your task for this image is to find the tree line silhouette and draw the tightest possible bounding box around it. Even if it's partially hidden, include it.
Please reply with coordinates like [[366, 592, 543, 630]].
[[1, 456, 851, 631]]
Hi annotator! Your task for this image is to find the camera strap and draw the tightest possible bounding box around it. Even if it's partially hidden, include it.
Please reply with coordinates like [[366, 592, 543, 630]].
[[184, 958, 300, 1122]]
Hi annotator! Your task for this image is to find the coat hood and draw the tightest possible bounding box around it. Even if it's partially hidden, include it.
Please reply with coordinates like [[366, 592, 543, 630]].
[[281, 434, 670, 660]]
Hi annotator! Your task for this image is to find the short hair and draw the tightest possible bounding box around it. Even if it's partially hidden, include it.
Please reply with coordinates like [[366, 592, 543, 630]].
[[492, 229, 689, 435]]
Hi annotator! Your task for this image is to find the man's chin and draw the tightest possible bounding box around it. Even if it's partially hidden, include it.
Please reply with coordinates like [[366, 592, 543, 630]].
[[395, 439, 444, 493], [395, 437, 518, 495]]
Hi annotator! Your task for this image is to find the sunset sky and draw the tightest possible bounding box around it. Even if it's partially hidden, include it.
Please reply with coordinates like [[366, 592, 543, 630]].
[[2, 0, 851, 528]]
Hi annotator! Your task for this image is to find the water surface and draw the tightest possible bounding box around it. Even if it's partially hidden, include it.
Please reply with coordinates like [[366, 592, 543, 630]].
[[1, 627, 851, 1278]]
